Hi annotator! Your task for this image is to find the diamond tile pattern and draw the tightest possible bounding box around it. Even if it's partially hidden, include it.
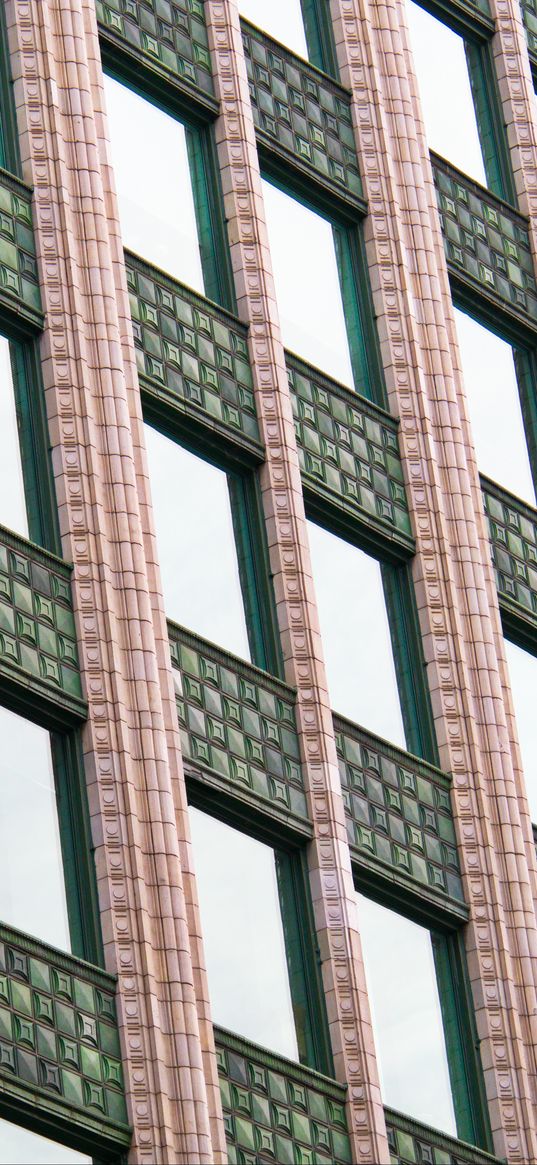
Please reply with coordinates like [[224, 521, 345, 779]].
[[242, 20, 363, 210], [96, 0, 215, 103], [126, 253, 262, 452], [288, 355, 413, 551], [335, 716, 465, 907], [386, 1108, 501, 1165], [0, 170, 42, 327], [520, 0, 537, 61], [216, 1028, 352, 1165], [482, 478, 537, 628], [0, 924, 129, 1143], [433, 155, 537, 326], [169, 625, 308, 824], [0, 528, 83, 709]]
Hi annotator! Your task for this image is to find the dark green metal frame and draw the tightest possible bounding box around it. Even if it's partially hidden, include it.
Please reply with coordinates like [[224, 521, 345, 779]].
[[301, 0, 340, 77], [0, 4, 21, 175]]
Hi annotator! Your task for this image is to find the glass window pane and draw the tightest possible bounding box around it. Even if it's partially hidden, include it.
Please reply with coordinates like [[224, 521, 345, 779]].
[[261, 179, 354, 388], [103, 75, 204, 292], [406, 1, 486, 185], [357, 893, 457, 1135], [307, 521, 406, 746], [454, 308, 535, 504], [145, 426, 251, 660], [504, 638, 537, 822], [240, 0, 308, 56], [189, 808, 299, 1060], [0, 706, 70, 951], [0, 1120, 91, 1165], [0, 336, 28, 537]]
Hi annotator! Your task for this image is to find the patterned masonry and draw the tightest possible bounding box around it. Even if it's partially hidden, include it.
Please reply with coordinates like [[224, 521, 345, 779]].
[[215, 1028, 352, 1165], [0, 169, 42, 329], [242, 20, 363, 213], [288, 354, 414, 554], [169, 625, 309, 827], [482, 478, 537, 630], [96, 0, 216, 107], [0, 527, 84, 716], [520, 0, 537, 62], [385, 1109, 501, 1165], [335, 716, 465, 911], [126, 253, 262, 455], [433, 155, 537, 327], [0, 923, 130, 1148]]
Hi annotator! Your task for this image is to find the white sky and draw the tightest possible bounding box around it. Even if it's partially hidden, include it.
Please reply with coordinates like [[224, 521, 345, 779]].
[[0, 336, 28, 537], [0, 1121, 90, 1165], [504, 639, 537, 821]]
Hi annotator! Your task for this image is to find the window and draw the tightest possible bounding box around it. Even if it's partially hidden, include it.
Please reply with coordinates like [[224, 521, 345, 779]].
[[189, 806, 327, 1068], [0, 335, 28, 538], [453, 307, 535, 505], [103, 74, 233, 308], [262, 178, 375, 397], [504, 636, 537, 823], [0, 1119, 91, 1165], [144, 424, 277, 669], [406, 0, 509, 198], [239, 0, 337, 74], [356, 892, 489, 1147]]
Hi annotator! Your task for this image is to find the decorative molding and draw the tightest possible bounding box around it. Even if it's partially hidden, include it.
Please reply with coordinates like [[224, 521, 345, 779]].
[[385, 1108, 502, 1165], [0, 167, 42, 332], [482, 476, 537, 635]]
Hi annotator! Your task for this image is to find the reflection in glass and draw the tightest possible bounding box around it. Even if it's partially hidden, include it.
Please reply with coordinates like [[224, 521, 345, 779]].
[[144, 427, 250, 660], [406, 1, 486, 186], [0, 1120, 91, 1165], [504, 638, 537, 822], [240, 0, 308, 56], [103, 75, 204, 292], [0, 706, 70, 951], [261, 179, 354, 388], [307, 521, 406, 746], [357, 893, 457, 1135], [0, 336, 28, 537], [454, 308, 535, 504], [189, 808, 299, 1059]]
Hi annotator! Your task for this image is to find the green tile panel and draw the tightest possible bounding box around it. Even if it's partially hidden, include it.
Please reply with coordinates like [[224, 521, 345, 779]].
[[126, 252, 263, 457], [169, 624, 310, 830], [335, 715, 466, 914], [0, 168, 42, 330], [482, 477, 537, 633], [96, 0, 216, 110], [433, 154, 537, 328], [386, 1108, 501, 1165], [520, 0, 537, 63], [0, 922, 130, 1150], [216, 1027, 352, 1165], [0, 526, 85, 719], [288, 354, 414, 556], [242, 20, 364, 213]]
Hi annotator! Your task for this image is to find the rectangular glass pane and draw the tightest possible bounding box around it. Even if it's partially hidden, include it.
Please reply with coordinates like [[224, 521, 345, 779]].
[[240, 0, 309, 56], [103, 75, 204, 292], [0, 1120, 91, 1165], [357, 893, 457, 1136], [307, 520, 406, 746], [406, 1, 487, 185], [189, 807, 299, 1060], [0, 335, 28, 538], [261, 179, 354, 388], [454, 308, 535, 504], [504, 638, 537, 822], [144, 426, 251, 660], [0, 706, 71, 951]]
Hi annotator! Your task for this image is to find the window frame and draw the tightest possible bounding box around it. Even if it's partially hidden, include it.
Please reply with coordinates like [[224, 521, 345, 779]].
[[501, 625, 537, 831], [0, 3, 21, 175]]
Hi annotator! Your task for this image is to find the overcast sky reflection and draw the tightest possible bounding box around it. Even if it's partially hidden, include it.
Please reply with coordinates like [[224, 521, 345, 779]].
[[240, 0, 308, 56], [504, 639, 537, 821], [0, 336, 28, 538], [0, 1120, 91, 1165]]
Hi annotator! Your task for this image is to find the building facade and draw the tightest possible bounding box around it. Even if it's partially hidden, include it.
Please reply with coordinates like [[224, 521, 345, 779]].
[[0, 0, 536, 1161]]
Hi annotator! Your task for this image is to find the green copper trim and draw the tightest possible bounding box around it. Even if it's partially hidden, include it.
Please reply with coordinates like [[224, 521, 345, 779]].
[[96, 0, 217, 117], [288, 354, 414, 560], [0, 922, 130, 1153], [0, 169, 43, 333], [433, 154, 537, 330], [169, 623, 310, 831], [0, 526, 85, 724], [335, 714, 467, 918], [215, 1026, 352, 1165], [519, 0, 537, 67], [385, 1107, 500, 1165], [241, 19, 365, 217], [482, 475, 537, 643], [126, 251, 263, 460]]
